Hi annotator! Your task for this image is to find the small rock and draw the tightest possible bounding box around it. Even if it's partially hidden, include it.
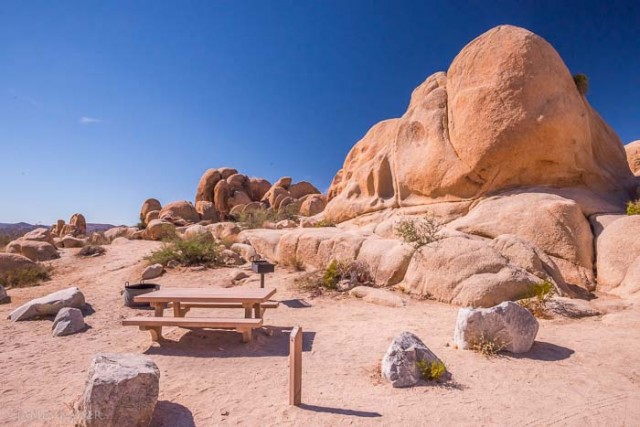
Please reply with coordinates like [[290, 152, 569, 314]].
[[221, 249, 244, 266], [52, 307, 85, 336], [190, 265, 206, 271], [75, 353, 159, 427], [349, 286, 406, 307], [141, 264, 164, 280], [61, 235, 86, 248], [545, 296, 601, 319], [8, 287, 85, 322], [381, 331, 446, 388], [453, 301, 539, 354], [230, 243, 257, 261], [230, 270, 250, 282], [167, 260, 180, 269]]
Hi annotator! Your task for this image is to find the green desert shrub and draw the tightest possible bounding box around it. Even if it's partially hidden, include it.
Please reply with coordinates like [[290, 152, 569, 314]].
[[233, 205, 299, 229], [573, 73, 589, 95], [518, 280, 555, 317], [295, 259, 373, 293], [416, 359, 447, 381], [395, 214, 442, 248], [145, 234, 221, 267], [627, 199, 640, 215], [313, 219, 336, 228], [0, 264, 52, 289]]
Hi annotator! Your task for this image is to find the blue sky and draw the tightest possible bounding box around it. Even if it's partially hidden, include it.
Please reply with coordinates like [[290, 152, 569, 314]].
[[1, 0, 638, 225]]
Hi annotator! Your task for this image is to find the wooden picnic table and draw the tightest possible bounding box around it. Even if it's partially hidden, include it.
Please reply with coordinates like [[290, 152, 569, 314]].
[[124, 287, 278, 343]]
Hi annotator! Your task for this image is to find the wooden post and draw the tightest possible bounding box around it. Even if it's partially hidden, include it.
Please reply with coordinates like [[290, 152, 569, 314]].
[[289, 326, 302, 406]]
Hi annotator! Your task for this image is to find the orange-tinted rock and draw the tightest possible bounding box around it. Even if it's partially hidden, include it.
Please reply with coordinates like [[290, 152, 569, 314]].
[[159, 201, 200, 224], [248, 178, 272, 201], [195, 169, 222, 203], [140, 199, 162, 223], [289, 181, 320, 199], [625, 140, 640, 176]]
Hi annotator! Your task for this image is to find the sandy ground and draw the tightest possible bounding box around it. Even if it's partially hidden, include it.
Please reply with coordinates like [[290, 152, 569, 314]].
[[1, 240, 639, 426]]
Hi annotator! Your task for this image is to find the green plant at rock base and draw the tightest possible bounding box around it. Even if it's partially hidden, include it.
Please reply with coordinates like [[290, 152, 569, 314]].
[[0, 264, 52, 289], [322, 260, 341, 289], [627, 199, 640, 216], [233, 206, 299, 229], [518, 279, 555, 317], [416, 359, 447, 381], [313, 219, 335, 228], [395, 214, 442, 248], [145, 234, 221, 267], [573, 73, 589, 95], [136, 221, 147, 230]]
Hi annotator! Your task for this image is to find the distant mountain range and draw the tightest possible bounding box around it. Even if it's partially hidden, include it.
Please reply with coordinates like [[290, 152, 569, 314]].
[[0, 222, 116, 236]]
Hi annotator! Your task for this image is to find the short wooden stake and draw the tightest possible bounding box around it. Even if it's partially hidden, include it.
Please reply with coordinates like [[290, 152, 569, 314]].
[[289, 326, 302, 406]]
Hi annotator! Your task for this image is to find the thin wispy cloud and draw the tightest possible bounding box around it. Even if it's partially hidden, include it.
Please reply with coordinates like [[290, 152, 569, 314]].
[[8, 89, 42, 109], [79, 116, 105, 125]]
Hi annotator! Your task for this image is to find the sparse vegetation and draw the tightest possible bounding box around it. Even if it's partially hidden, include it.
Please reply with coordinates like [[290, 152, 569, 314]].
[[573, 73, 589, 95], [232, 206, 299, 229], [291, 257, 305, 272], [472, 334, 505, 357], [77, 245, 107, 257], [136, 221, 147, 230], [416, 358, 447, 381], [626, 199, 640, 216], [294, 259, 373, 293], [518, 280, 555, 317], [313, 219, 335, 228], [0, 232, 21, 251], [144, 234, 221, 267], [395, 214, 442, 248], [0, 264, 52, 289]]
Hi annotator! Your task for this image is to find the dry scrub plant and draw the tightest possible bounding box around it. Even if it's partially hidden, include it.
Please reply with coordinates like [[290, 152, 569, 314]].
[[517, 280, 555, 318], [472, 333, 506, 357], [0, 264, 52, 289], [627, 199, 640, 216], [294, 259, 373, 293], [395, 214, 442, 248], [145, 234, 221, 267], [232, 205, 299, 229]]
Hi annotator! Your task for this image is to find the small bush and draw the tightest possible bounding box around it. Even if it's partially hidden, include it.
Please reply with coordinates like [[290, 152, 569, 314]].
[[518, 280, 555, 317], [322, 260, 342, 289], [416, 359, 447, 381], [136, 222, 147, 230], [395, 214, 442, 248], [472, 334, 505, 357], [295, 259, 373, 293], [573, 73, 589, 95], [233, 206, 299, 229], [313, 219, 335, 228], [144, 234, 221, 267], [77, 245, 106, 257], [0, 264, 52, 289], [627, 199, 640, 216]]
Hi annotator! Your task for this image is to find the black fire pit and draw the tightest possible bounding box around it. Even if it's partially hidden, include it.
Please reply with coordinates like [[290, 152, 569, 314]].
[[251, 259, 275, 288], [123, 282, 160, 308]]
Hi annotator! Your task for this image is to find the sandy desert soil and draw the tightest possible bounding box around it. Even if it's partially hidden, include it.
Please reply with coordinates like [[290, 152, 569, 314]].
[[1, 240, 639, 426]]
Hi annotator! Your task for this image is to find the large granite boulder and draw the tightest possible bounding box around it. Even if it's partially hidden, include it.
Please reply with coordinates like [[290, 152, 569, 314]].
[[625, 140, 640, 176], [75, 353, 160, 427], [22, 227, 55, 245], [52, 307, 86, 336], [596, 215, 640, 294], [8, 287, 85, 321], [140, 198, 162, 223], [159, 200, 200, 224], [324, 25, 634, 224], [0, 253, 37, 275], [146, 220, 177, 241], [381, 331, 445, 388], [0, 285, 8, 303], [7, 239, 59, 261], [453, 301, 539, 353]]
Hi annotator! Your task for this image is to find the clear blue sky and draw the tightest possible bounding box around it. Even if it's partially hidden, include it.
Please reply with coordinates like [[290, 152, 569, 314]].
[[1, 0, 638, 225]]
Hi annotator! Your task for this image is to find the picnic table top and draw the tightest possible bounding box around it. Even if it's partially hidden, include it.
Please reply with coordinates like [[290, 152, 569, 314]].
[[133, 287, 276, 304]]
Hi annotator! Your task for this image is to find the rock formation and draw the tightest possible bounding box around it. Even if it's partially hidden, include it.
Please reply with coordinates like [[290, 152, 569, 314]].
[[51, 213, 88, 238]]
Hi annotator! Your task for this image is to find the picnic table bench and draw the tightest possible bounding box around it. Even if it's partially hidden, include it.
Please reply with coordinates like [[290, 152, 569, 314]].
[[122, 287, 277, 343]]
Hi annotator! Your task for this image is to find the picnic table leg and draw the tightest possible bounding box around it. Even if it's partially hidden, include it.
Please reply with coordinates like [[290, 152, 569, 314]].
[[244, 303, 252, 319], [173, 301, 182, 317], [150, 302, 163, 341], [254, 303, 261, 319]]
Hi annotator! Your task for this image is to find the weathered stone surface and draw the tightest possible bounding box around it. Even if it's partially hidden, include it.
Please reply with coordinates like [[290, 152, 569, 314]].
[[104, 227, 131, 242], [146, 220, 176, 241], [70, 213, 87, 236], [230, 243, 257, 261], [299, 194, 326, 217], [289, 181, 320, 199], [449, 192, 595, 290], [381, 331, 444, 388], [195, 168, 222, 202], [324, 25, 634, 223], [159, 200, 200, 224], [52, 307, 85, 336], [625, 140, 640, 176], [141, 264, 164, 280], [275, 219, 297, 229], [274, 176, 292, 189], [350, 286, 406, 307], [453, 301, 539, 353], [8, 287, 85, 321], [214, 180, 231, 219], [237, 229, 287, 262], [183, 224, 213, 241], [61, 235, 86, 248], [0, 285, 8, 303], [220, 249, 244, 266], [195, 201, 218, 222], [140, 198, 162, 223], [0, 253, 36, 275], [356, 238, 414, 286], [400, 235, 541, 307], [596, 215, 640, 291], [207, 222, 241, 241], [226, 173, 247, 190], [9, 239, 59, 261], [75, 353, 159, 427], [228, 190, 252, 208], [23, 227, 55, 245], [247, 178, 272, 201]]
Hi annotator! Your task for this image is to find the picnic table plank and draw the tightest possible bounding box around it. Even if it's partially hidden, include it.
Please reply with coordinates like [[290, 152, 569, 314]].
[[133, 287, 276, 304]]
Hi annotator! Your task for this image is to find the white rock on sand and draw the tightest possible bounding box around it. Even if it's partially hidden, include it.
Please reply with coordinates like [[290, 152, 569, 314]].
[[52, 307, 86, 337], [453, 301, 539, 353], [141, 263, 164, 280], [75, 353, 159, 427], [8, 287, 85, 322], [381, 331, 445, 388], [349, 286, 406, 308]]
